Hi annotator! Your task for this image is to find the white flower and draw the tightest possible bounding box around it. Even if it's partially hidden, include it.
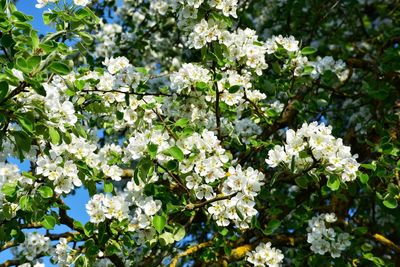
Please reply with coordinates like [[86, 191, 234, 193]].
[[246, 242, 284, 267], [35, 0, 57, 8], [103, 56, 131, 74], [307, 213, 351, 258], [141, 197, 162, 216], [74, 0, 90, 6]]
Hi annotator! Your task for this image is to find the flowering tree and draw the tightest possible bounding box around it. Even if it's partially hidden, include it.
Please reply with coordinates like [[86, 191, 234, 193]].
[[0, 0, 399, 266]]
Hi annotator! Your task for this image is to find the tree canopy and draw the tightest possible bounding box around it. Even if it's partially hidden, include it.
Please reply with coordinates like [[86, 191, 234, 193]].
[[0, 0, 399, 266]]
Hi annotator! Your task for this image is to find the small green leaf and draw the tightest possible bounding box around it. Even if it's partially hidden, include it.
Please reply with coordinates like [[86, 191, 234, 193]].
[[383, 198, 398, 209], [290, 155, 295, 172], [159, 232, 175, 246], [166, 146, 184, 161], [295, 176, 308, 189], [19, 195, 31, 211], [49, 61, 71, 75], [84, 222, 94, 236], [104, 182, 113, 193], [41, 215, 56, 229], [18, 116, 34, 133], [301, 46, 317, 55], [2, 182, 17, 196], [38, 186, 53, 198], [220, 228, 229, 236], [175, 118, 189, 128], [147, 143, 158, 159], [48, 127, 60, 144], [195, 81, 208, 91], [327, 176, 340, 191], [0, 81, 8, 100], [228, 85, 241, 94], [361, 163, 376, 171], [359, 173, 369, 184], [174, 226, 186, 241], [153, 215, 167, 234], [27, 56, 41, 70]]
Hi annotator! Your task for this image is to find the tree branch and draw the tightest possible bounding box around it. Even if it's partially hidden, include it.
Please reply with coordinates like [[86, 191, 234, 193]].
[[185, 192, 238, 210], [169, 240, 214, 267]]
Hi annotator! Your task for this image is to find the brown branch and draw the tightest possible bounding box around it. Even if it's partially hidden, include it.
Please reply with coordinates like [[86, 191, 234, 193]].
[[222, 235, 303, 264], [141, 98, 179, 141], [185, 192, 238, 210], [82, 88, 173, 97], [156, 161, 190, 194], [372, 233, 400, 253], [0, 82, 28, 105], [108, 254, 125, 266], [169, 240, 214, 267]]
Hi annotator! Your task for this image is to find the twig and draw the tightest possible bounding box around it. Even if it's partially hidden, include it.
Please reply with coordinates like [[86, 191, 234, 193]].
[[185, 192, 238, 210]]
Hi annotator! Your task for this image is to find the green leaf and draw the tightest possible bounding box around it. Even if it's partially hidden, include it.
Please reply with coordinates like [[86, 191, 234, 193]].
[[165, 160, 178, 171], [2, 182, 17, 196], [78, 31, 93, 45], [27, 56, 41, 70], [38, 186, 53, 198], [48, 127, 61, 144], [295, 176, 308, 189], [383, 198, 398, 209], [0, 80, 8, 100], [18, 116, 34, 133], [266, 219, 281, 232], [104, 182, 113, 193], [84, 222, 94, 236], [19, 195, 31, 211], [195, 81, 208, 91], [166, 146, 184, 161], [105, 240, 121, 256], [220, 228, 229, 236], [359, 173, 369, 184], [30, 30, 39, 49], [73, 220, 84, 230], [290, 155, 295, 172], [49, 61, 71, 75], [175, 118, 189, 128], [174, 226, 186, 241], [147, 143, 158, 159], [153, 215, 167, 234], [327, 176, 340, 191], [361, 163, 376, 171], [159, 232, 175, 246], [41, 215, 56, 229], [228, 85, 241, 94], [301, 46, 317, 55]]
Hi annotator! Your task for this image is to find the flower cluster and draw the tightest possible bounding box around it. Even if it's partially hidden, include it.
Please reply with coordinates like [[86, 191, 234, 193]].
[[170, 63, 212, 93], [35, 0, 57, 9], [209, 0, 238, 18], [35, 0, 90, 8], [208, 165, 265, 229], [94, 23, 123, 58], [53, 238, 73, 267], [36, 154, 82, 195], [265, 35, 300, 54], [86, 193, 130, 223], [18, 232, 51, 261], [265, 122, 360, 182], [246, 242, 284, 267], [0, 163, 32, 217], [43, 76, 78, 132], [309, 56, 349, 82], [307, 213, 351, 258], [86, 175, 163, 244]]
